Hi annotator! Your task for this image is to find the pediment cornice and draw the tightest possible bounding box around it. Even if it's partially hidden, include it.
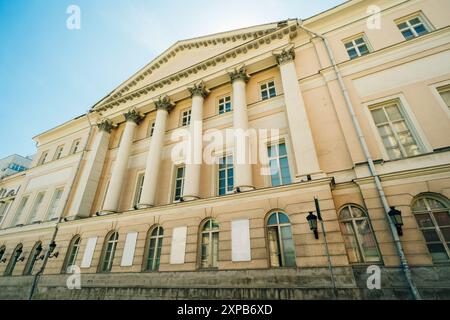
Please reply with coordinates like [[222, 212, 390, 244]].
[[93, 21, 299, 113]]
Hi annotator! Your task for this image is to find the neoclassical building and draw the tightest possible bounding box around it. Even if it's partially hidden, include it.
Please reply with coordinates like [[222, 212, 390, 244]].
[[0, 0, 449, 300]]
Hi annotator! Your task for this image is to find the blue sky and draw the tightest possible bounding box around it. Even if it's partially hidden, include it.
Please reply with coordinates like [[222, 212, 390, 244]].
[[0, 0, 345, 159]]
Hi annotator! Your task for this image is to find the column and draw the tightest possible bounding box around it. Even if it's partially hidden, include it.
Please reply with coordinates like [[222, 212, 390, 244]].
[[101, 109, 143, 214], [66, 119, 114, 219], [229, 66, 254, 192], [274, 46, 323, 179], [138, 96, 175, 208], [182, 82, 209, 201]]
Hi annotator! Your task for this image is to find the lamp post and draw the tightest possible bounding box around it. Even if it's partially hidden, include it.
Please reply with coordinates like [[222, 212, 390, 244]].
[[388, 206, 404, 236], [306, 212, 319, 239]]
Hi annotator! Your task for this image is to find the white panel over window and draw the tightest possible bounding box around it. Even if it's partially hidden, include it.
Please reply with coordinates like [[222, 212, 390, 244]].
[[81, 237, 97, 268], [120, 232, 138, 267], [170, 226, 187, 264], [232, 219, 251, 262]]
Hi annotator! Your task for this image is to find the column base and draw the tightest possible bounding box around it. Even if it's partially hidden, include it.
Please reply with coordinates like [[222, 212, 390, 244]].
[[295, 172, 327, 182], [136, 204, 154, 210], [234, 185, 255, 193], [181, 195, 201, 202]]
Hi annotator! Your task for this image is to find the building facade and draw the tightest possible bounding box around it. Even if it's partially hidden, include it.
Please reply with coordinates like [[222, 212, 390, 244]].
[[0, 0, 449, 300], [0, 154, 32, 180]]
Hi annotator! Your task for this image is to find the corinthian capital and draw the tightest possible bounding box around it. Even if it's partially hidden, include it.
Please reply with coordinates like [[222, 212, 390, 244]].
[[274, 47, 295, 65], [124, 109, 144, 125], [229, 66, 250, 83], [188, 82, 210, 98], [155, 95, 175, 113], [97, 119, 114, 133]]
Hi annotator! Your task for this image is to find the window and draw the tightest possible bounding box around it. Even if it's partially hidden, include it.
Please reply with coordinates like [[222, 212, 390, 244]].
[[53, 145, 64, 160], [9, 163, 26, 172], [260, 80, 276, 100], [37, 151, 48, 166], [268, 142, 291, 187], [437, 85, 450, 111], [412, 195, 450, 262], [344, 35, 370, 59], [181, 109, 192, 127], [218, 155, 234, 196], [370, 101, 422, 159], [0, 201, 10, 225], [99, 231, 119, 273], [339, 204, 381, 264], [4, 244, 22, 276], [144, 226, 164, 271], [133, 173, 145, 208], [148, 121, 156, 137], [62, 236, 81, 273], [27, 192, 46, 224], [173, 166, 185, 202], [70, 139, 81, 154], [23, 242, 43, 275], [218, 96, 232, 114], [200, 219, 219, 269], [11, 195, 29, 226], [46, 188, 64, 221], [397, 14, 430, 40], [0, 246, 5, 262], [266, 212, 296, 267]]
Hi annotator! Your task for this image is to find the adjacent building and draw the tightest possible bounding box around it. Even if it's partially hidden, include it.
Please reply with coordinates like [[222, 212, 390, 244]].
[[0, 0, 449, 300], [0, 154, 32, 179]]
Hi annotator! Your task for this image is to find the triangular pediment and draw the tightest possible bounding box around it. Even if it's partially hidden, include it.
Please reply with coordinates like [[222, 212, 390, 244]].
[[93, 19, 296, 110]]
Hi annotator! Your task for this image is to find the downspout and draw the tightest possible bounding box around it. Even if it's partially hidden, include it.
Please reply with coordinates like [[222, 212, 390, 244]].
[[296, 19, 421, 300], [28, 111, 95, 300]]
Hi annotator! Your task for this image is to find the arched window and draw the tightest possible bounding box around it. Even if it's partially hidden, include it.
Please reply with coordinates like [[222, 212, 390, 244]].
[[23, 241, 43, 275], [266, 212, 296, 267], [338, 204, 380, 263], [99, 232, 119, 273], [62, 235, 81, 273], [200, 219, 219, 269], [144, 226, 164, 271], [4, 244, 23, 276], [412, 194, 450, 261]]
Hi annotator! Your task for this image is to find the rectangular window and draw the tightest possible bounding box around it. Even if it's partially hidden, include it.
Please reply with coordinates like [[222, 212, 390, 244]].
[[218, 95, 232, 114], [268, 142, 292, 187], [53, 145, 64, 160], [70, 139, 81, 154], [181, 109, 192, 127], [27, 192, 45, 223], [218, 155, 234, 196], [173, 166, 185, 202], [396, 14, 430, 40], [260, 80, 276, 101], [344, 35, 371, 60], [133, 173, 145, 207], [148, 121, 155, 137], [38, 151, 48, 166], [46, 188, 64, 220], [0, 201, 10, 225], [12, 196, 29, 226], [370, 101, 422, 160], [437, 85, 450, 110]]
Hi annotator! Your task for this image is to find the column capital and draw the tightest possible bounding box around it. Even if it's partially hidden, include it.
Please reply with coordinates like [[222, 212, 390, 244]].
[[124, 109, 144, 125], [188, 82, 210, 98], [97, 119, 114, 133], [274, 47, 296, 66], [154, 95, 175, 113], [229, 66, 250, 83]]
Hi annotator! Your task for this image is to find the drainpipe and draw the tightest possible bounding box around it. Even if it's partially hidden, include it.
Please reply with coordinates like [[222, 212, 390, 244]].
[[28, 111, 95, 300], [296, 19, 421, 300]]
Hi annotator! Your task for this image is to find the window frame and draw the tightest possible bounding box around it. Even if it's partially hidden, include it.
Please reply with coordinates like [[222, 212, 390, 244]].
[[365, 96, 430, 160], [265, 211, 296, 268], [70, 139, 81, 155], [37, 151, 49, 166], [198, 219, 220, 269], [267, 141, 292, 187], [217, 154, 234, 196], [23, 241, 43, 276], [45, 187, 64, 221], [53, 145, 65, 161], [259, 79, 277, 101], [343, 33, 372, 60], [27, 191, 46, 224], [98, 231, 119, 273], [180, 108, 192, 127], [217, 94, 232, 115], [395, 12, 433, 40], [172, 165, 186, 203], [429, 80, 450, 120], [143, 225, 164, 272], [131, 171, 145, 209], [147, 121, 156, 138], [4, 244, 23, 276], [61, 235, 81, 273], [11, 195, 30, 226]]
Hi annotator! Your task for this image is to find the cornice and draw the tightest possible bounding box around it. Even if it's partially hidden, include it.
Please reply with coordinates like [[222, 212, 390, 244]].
[[93, 23, 299, 113]]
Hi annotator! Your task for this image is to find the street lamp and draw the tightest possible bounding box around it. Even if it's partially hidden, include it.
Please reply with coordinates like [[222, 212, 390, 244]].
[[388, 206, 404, 236], [306, 212, 319, 239]]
